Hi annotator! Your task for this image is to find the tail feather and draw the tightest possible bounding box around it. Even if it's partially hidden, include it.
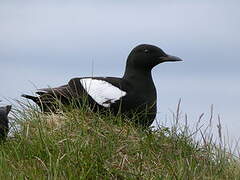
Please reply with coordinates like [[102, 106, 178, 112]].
[[36, 91, 46, 96], [22, 85, 74, 112], [22, 93, 59, 112], [21, 94, 39, 103]]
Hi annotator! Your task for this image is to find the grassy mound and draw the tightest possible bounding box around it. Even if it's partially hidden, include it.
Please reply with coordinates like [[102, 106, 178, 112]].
[[0, 103, 239, 179]]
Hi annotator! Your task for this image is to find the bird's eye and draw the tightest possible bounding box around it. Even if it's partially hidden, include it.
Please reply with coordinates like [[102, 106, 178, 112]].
[[144, 49, 149, 53]]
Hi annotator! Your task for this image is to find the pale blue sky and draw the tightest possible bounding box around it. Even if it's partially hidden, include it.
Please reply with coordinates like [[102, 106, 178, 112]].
[[0, 1, 240, 144]]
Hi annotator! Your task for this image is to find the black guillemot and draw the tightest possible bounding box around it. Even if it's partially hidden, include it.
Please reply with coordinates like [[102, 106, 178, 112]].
[[22, 44, 182, 127]]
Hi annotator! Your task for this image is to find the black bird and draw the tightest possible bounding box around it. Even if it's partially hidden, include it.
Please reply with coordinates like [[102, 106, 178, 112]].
[[22, 44, 182, 127], [0, 105, 11, 140]]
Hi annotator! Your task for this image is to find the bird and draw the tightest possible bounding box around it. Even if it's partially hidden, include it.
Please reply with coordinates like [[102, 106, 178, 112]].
[[0, 105, 11, 140], [22, 44, 182, 127]]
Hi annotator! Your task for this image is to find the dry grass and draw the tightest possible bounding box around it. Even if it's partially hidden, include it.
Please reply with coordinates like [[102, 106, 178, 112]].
[[0, 101, 239, 179]]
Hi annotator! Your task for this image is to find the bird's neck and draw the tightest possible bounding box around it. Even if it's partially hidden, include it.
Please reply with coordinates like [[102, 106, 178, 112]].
[[123, 67, 154, 83], [123, 67, 157, 103]]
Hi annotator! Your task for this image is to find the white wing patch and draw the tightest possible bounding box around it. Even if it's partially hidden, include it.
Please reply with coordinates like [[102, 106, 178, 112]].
[[80, 78, 127, 107]]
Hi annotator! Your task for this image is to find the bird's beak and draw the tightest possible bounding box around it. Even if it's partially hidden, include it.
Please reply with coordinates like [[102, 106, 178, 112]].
[[159, 54, 183, 62]]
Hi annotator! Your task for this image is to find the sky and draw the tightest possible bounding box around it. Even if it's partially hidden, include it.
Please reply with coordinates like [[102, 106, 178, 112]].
[[0, 1, 240, 147]]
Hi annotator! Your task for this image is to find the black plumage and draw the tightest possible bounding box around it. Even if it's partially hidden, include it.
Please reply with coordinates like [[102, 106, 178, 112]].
[[0, 105, 11, 140], [22, 44, 182, 127]]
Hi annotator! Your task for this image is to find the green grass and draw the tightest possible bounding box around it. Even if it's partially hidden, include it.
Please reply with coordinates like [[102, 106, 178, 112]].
[[0, 102, 240, 179]]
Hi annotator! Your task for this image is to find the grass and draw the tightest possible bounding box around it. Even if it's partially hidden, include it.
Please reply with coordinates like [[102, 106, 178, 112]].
[[0, 101, 239, 179]]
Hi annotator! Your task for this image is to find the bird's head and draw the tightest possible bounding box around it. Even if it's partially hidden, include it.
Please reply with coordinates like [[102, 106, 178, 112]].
[[127, 44, 183, 71], [0, 105, 12, 119]]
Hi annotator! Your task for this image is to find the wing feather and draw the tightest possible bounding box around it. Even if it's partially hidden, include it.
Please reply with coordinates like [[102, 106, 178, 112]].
[[80, 78, 126, 107]]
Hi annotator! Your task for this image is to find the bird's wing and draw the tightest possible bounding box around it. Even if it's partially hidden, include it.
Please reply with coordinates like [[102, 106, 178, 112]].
[[69, 78, 127, 107]]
